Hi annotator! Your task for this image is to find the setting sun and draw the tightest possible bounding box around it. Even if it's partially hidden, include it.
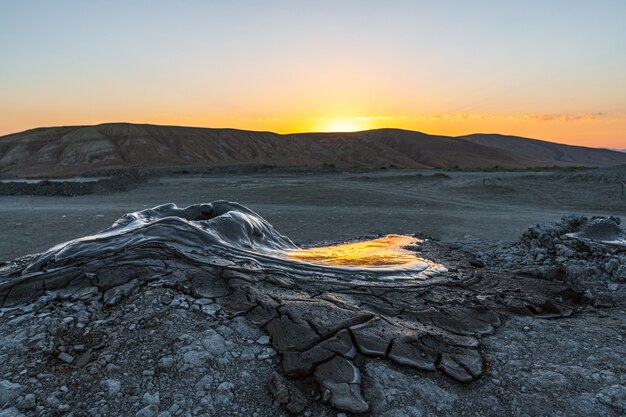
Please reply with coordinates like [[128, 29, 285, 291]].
[[318, 118, 366, 133]]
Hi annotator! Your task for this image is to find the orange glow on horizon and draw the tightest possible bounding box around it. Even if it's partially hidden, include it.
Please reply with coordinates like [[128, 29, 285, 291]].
[[0, 112, 624, 148], [317, 118, 366, 133]]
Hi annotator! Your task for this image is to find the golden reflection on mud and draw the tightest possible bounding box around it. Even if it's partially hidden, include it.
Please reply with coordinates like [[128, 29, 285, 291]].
[[287, 234, 425, 268]]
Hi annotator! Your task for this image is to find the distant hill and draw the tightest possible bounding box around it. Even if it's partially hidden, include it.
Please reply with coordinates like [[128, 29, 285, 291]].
[[1, 123, 625, 177]]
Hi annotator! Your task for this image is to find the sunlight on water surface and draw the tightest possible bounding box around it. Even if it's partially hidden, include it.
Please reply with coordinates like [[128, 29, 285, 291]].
[[287, 234, 426, 268]]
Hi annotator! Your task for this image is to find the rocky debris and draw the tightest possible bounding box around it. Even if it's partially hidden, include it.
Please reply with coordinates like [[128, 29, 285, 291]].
[[480, 215, 626, 305], [0, 285, 282, 416], [0, 202, 610, 415], [0, 170, 145, 197], [267, 372, 307, 413]]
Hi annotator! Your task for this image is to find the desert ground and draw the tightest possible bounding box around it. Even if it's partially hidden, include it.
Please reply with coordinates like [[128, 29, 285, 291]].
[[0, 167, 625, 417], [1, 168, 625, 261]]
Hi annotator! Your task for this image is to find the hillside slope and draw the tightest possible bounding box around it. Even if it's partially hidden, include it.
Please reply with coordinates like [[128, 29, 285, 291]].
[[460, 134, 626, 167], [1, 123, 625, 176]]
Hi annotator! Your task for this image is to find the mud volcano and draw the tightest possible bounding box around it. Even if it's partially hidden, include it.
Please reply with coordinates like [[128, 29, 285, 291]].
[[0, 202, 580, 413]]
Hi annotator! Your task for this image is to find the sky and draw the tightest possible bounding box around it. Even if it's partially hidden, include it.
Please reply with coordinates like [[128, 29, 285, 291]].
[[1, 0, 625, 148]]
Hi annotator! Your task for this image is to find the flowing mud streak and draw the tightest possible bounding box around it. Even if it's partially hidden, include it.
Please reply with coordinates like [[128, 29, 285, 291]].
[[0, 201, 579, 413]]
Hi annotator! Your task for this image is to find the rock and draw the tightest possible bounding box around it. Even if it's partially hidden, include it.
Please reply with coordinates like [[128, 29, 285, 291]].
[[0, 408, 25, 417], [200, 329, 226, 357], [0, 380, 23, 405], [143, 392, 160, 405], [70, 286, 100, 301], [157, 356, 175, 370], [102, 379, 121, 398], [58, 352, 75, 364], [217, 382, 234, 391], [201, 304, 220, 316], [45, 395, 61, 408], [194, 375, 214, 392], [136, 404, 159, 417], [16, 393, 36, 410], [179, 349, 211, 369], [268, 372, 307, 414], [256, 335, 270, 345], [314, 357, 368, 413], [104, 280, 139, 306]]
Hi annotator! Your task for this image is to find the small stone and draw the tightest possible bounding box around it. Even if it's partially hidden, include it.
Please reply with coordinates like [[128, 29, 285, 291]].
[[102, 379, 121, 398], [200, 330, 226, 357], [201, 304, 220, 316], [522, 326, 531, 332], [0, 408, 25, 417], [17, 393, 36, 410], [0, 380, 23, 405], [217, 382, 234, 391], [46, 395, 61, 408], [143, 392, 160, 405], [58, 352, 75, 364], [136, 404, 159, 417], [256, 335, 270, 345], [608, 282, 619, 291], [157, 356, 175, 370], [103, 280, 138, 306]]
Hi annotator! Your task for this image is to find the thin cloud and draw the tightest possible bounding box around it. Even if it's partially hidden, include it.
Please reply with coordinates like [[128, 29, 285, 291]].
[[412, 112, 612, 122]]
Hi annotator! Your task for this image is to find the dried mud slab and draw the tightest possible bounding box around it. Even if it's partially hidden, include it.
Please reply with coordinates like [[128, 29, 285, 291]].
[[0, 201, 580, 413]]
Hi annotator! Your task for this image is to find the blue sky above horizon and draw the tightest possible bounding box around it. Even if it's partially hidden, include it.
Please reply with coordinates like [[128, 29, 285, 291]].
[[1, 0, 625, 147]]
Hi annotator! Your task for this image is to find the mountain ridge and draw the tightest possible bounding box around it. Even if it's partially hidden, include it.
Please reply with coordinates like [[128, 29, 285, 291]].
[[1, 123, 625, 177]]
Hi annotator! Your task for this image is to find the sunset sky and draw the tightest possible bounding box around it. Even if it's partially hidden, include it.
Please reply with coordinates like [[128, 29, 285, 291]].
[[1, 0, 625, 148]]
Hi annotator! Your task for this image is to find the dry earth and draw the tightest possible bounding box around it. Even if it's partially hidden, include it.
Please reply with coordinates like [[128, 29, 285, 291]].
[[0, 168, 625, 417]]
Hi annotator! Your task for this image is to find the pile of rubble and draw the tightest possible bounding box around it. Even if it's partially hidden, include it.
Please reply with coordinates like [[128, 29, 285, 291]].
[[480, 215, 625, 305]]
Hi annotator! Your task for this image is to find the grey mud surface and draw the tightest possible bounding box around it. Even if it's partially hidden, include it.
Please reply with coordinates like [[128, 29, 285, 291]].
[[0, 169, 625, 417]]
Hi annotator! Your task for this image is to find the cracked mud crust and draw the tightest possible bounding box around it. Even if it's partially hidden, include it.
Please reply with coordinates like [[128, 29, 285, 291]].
[[0, 202, 623, 416]]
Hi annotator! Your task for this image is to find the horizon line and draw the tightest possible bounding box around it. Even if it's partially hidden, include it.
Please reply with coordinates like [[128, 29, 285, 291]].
[[0, 121, 620, 152]]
